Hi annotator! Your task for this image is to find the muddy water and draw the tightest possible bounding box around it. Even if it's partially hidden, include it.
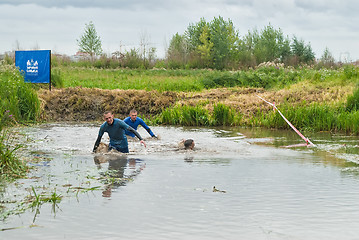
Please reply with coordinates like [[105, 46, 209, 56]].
[[1, 123, 359, 240]]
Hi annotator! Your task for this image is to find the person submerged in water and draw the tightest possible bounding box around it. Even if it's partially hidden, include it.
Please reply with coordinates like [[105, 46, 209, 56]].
[[93, 111, 146, 153], [124, 109, 157, 138], [178, 139, 195, 150], [184, 139, 195, 150]]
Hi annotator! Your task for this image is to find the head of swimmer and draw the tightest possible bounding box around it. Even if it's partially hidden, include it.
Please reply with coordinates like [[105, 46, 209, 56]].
[[184, 139, 195, 150], [129, 109, 138, 122]]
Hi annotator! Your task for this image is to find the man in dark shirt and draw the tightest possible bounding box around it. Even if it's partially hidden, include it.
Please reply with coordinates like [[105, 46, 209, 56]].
[[93, 111, 146, 153]]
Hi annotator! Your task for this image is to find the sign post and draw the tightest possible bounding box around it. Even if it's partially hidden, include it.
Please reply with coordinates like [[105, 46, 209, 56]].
[[15, 50, 51, 90]]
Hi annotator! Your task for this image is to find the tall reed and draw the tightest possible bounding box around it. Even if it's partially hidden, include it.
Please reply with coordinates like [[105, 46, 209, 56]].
[[346, 85, 359, 112], [212, 103, 235, 126], [0, 60, 39, 180], [0, 60, 40, 122], [156, 100, 359, 135], [0, 116, 28, 180], [253, 102, 359, 135], [157, 104, 210, 126], [156, 103, 242, 127]]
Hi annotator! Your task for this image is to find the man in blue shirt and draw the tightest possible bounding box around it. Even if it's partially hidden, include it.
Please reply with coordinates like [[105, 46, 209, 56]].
[[93, 111, 146, 153], [124, 109, 157, 138]]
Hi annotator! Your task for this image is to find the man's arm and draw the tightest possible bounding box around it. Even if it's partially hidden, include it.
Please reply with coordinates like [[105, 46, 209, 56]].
[[93, 127, 104, 152], [127, 126, 147, 147], [139, 118, 156, 137], [93, 135, 102, 152], [127, 126, 143, 140]]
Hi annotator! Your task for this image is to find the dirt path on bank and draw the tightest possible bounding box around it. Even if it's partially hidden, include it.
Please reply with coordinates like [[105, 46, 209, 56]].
[[38, 84, 352, 121]]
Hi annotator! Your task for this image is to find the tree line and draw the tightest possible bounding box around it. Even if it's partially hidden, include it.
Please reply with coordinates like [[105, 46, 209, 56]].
[[74, 17, 336, 70]]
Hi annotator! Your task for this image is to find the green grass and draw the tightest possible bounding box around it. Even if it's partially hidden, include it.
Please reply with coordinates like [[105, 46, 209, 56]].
[[251, 101, 359, 135], [212, 103, 237, 126], [30, 186, 62, 209], [346, 84, 359, 112], [54, 64, 359, 92], [0, 128, 28, 180], [57, 67, 206, 92], [0, 61, 40, 122], [155, 103, 242, 127], [0, 61, 40, 181]]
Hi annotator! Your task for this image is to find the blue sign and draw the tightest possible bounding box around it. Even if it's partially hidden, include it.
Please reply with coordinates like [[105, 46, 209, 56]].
[[15, 50, 51, 83]]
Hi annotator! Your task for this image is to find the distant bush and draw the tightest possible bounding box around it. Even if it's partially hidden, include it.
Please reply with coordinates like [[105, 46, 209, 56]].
[[202, 72, 239, 88], [4, 54, 14, 65], [201, 64, 301, 89], [342, 65, 359, 80]]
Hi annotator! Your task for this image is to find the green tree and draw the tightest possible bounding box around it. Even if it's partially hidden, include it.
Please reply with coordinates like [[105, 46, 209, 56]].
[[238, 30, 257, 67], [197, 25, 213, 67], [319, 47, 335, 67], [123, 48, 143, 69], [291, 36, 315, 65], [251, 24, 291, 64], [185, 18, 208, 52], [184, 18, 208, 68], [184, 16, 240, 69], [209, 16, 239, 69], [77, 21, 103, 60], [167, 33, 189, 68]]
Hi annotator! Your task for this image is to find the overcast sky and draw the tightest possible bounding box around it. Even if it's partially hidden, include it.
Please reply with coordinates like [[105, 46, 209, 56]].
[[1, 0, 358, 61]]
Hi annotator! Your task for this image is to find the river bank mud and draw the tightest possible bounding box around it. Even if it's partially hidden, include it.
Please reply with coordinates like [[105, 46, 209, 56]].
[[38, 87, 180, 121], [38, 85, 351, 122]]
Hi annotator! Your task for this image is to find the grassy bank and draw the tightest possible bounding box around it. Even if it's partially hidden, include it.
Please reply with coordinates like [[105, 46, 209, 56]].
[[3, 61, 359, 136], [41, 64, 359, 135], [152, 91, 359, 135], [0, 61, 41, 180]]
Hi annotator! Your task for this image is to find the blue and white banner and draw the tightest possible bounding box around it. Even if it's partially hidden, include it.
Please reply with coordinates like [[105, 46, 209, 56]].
[[15, 50, 51, 83]]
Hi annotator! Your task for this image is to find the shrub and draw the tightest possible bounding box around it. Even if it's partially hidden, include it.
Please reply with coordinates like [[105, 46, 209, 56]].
[[202, 72, 238, 88], [343, 65, 359, 80]]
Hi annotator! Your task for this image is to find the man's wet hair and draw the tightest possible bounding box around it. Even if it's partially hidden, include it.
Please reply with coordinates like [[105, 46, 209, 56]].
[[130, 109, 137, 114], [103, 111, 113, 115], [184, 139, 194, 149]]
